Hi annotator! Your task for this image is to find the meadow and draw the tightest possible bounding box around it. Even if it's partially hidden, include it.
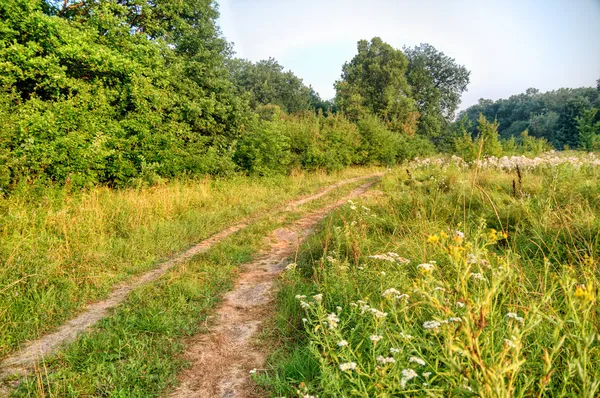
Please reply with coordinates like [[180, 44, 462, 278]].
[[0, 167, 380, 360], [262, 153, 600, 397]]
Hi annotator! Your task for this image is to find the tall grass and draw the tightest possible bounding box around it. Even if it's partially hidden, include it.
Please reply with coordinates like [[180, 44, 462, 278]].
[[0, 168, 380, 358], [261, 158, 600, 397]]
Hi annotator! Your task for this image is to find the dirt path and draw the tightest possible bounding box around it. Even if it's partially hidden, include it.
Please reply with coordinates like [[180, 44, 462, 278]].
[[168, 179, 379, 398], [0, 174, 381, 384]]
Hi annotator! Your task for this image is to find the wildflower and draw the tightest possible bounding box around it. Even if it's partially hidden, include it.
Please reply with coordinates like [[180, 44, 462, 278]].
[[455, 230, 465, 239], [336, 306, 343, 312], [337, 340, 349, 347], [325, 256, 337, 263], [377, 356, 396, 364], [448, 317, 462, 323], [423, 372, 432, 378], [380, 271, 386, 276], [401, 368, 418, 388], [300, 301, 310, 309], [370, 308, 388, 318], [339, 362, 357, 372], [313, 294, 323, 302], [505, 312, 524, 324], [350, 205, 357, 210], [470, 272, 486, 282], [455, 301, 466, 308], [504, 338, 516, 348], [417, 263, 435, 275], [326, 313, 340, 329], [395, 293, 410, 301], [400, 332, 414, 340], [368, 254, 397, 262], [427, 234, 440, 244], [390, 348, 401, 354], [302, 318, 308, 323], [409, 356, 426, 366], [295, 295, 307, 300], [369, 334, 383, 343], [285, 263, 297, 271], [249, 368, 257, 374], [382, 288, 401, 297], [574, 284, 595, 303], [423, 320, 442, 330]]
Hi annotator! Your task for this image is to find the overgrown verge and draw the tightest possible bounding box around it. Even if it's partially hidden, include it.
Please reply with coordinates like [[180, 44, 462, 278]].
[[259, 156, 600, 397], [0, 168, 379, 360]]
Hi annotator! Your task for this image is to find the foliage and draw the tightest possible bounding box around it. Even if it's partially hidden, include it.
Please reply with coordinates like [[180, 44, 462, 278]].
[[576, 108, 600, 151], [227, 57, 317, 114], [335, 37, 419, 135], [459, 87, 600, 148], [404, 43, 470, 145]]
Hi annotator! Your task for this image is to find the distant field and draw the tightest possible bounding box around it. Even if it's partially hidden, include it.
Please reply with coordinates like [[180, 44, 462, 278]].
[[262, 153, 600, 397]]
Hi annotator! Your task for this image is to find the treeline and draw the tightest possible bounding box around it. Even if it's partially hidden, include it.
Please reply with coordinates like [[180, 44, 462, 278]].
[[1, 0, 597, 193], [459, 86, 600, 150], [0, 0, 469, 191]]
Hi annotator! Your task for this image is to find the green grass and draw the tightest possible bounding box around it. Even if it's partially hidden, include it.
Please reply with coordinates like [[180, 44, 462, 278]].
[[6, 174, 377, 397], [0, 167, 381, 359], [259, 158, 600, 397]]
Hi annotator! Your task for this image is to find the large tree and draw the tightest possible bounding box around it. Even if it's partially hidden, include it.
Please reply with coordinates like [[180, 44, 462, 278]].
[[335, 37, 418, 135], [403, 43, 470, 145], [227, 57, 315, 114]]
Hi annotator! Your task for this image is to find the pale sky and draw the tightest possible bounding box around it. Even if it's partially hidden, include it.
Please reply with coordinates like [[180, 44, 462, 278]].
[[217, 0, 600, 111]]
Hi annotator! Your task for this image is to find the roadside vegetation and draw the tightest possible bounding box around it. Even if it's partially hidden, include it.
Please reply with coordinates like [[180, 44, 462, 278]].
[[261, 153, 600, 397]]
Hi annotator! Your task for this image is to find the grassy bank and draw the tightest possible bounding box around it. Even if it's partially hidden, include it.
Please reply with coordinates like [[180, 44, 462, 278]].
[[0, 167, 380, 359], [260, 155, 600, 397], [7, 174, 377, 397]]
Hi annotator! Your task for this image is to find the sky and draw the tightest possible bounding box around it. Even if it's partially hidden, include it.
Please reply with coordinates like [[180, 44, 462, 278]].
[[217, 0, 600, 111]]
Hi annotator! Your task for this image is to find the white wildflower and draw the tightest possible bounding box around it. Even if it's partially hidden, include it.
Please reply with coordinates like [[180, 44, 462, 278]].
[[336, 306, 343, 312], [456, 231, 465, 239], [249, 368, 257, 374], [313, 294, 323, 302], [396, 293, 410, 301], [376, 356, 396, 364], [339, 362, 357, 372], [505, 312, 524, 324], [337, 340, 348, 347], [390, 347, 401, 354], [448, 317, 462, 323], [423, 372, 432, 378], [423, 320, 442, 330], [504, 338, 516, 348], [295, 295, 306, 300], [382, 288, 401, 297], [409, 356, 426, 366], [326, 313, 340, 329], [285, 263, 297, 271], [370, 308, 388, 318], [455, 301, 466, 308], [470, 272, 486, 281], [380, 271, 386, 276], [417, 263, 435, 272], [302, 318, 308, 323], [400, 332, 414, 340], [300, 301, 310, 309], [369, 334, 383, 343], [401, 368, 418, 388]]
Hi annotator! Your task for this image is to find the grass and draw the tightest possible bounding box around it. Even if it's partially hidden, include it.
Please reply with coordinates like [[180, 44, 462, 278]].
[[259, 156, 600, 397], [0, 167, 381, 359], [6, 173, 378, 397]]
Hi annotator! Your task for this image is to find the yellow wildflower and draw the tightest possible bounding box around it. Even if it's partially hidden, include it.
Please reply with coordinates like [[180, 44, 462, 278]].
[[427, 234, 440, 244]]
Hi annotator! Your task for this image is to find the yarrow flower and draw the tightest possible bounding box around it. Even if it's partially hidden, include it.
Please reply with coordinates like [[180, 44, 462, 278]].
[[470, 272, 486, 281], [337, 340, 349, 347], [377, 356, 396, 364], [423, 320, 442, 330], [417, 262, 435, 275], [423, 372, 432, 378], [370, 308, 388, 318], [505, 312, 524, 324], [455, 301, 466, 308], [369, 334, 383, 343], [295, 295, 306, 300], [400, 332, 414, 340], [390, 347, 401, 354], [448, 317, 462, 323], [313, 294, 323, 302], [339, 362, 357, 372], [401, 368, 418, 388], [382, 288, 401, 297], [409, 356, 426, 366], [326, 313, 340, 329]]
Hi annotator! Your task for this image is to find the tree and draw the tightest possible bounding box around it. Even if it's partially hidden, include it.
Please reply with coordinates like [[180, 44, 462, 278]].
[[576, 108, 600, 151], [476, 114, 502, 157], [335, 37, 418, 134], [227, 57, 314, 114], [403, 43, 470, 143]]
